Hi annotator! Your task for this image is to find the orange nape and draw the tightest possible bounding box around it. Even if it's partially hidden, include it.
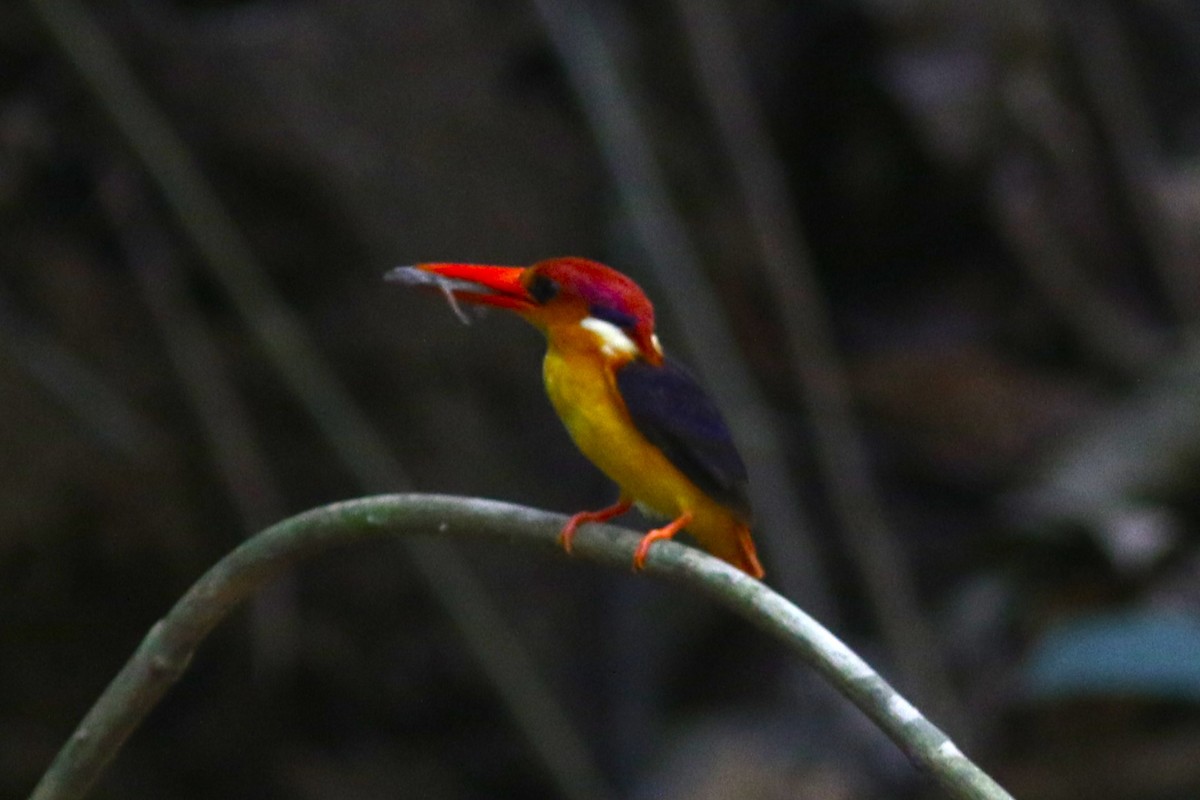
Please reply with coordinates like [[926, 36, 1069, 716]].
[[387, 257, 765, 579]]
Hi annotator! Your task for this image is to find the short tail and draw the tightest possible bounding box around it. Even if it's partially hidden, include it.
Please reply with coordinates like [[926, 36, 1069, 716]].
[[689, 517, 765, 578], [729, 523, 764, 579]]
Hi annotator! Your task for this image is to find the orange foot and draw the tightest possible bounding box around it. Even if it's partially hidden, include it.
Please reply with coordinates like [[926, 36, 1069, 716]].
[[632, 512, 693, 571], [558, 498, 633, 554]]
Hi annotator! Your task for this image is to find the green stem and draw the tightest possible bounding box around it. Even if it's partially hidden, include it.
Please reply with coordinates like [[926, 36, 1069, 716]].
[[29, 494, 1013, 800]]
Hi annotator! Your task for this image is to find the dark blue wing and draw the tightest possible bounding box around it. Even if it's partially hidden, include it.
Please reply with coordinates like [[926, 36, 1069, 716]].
[[615, 357, 752, 522]]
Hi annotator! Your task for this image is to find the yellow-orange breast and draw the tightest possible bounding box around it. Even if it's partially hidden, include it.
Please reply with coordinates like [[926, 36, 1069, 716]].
[[541, 320, 753, 568]]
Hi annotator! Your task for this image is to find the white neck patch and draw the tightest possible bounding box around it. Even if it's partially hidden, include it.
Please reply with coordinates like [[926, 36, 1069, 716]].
[[580, 316, 638, 359]]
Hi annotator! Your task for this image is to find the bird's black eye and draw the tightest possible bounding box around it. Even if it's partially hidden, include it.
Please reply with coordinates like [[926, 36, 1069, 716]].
[[528, 274, 560, 304]]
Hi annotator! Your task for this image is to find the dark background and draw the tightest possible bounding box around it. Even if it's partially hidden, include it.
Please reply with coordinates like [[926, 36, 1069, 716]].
[[5, 1, 1200, 798]]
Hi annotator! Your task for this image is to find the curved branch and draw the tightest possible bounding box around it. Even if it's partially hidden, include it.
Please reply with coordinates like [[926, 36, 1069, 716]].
[[28, 494, 1013, 800], [669, 0, 961, 732], [26, 3, 607, 796]]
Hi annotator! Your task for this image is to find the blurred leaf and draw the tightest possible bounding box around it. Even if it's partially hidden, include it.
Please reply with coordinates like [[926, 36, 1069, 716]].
[[1024, 609, 1200, 702], [1008, 345, 1200, 570]]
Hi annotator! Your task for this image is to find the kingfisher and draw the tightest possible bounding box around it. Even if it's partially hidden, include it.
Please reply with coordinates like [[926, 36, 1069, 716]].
[[387, 257, 764, 578]]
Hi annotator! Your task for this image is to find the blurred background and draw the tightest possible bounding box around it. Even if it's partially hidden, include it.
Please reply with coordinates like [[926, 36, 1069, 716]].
[[5, 0, 1200, 797]]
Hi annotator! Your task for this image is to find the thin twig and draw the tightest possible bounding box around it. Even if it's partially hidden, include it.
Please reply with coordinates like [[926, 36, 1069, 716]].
[[0, 291, 159, 460], [992, 6, 1169, 374], [670, 0, 963, 732], [1058, 0, 1199, 325], [528, 0, 835, 617], [101, 164, 299, 680], [989, 154, 1165, 376], [28, 494, 1015, 800], [26, 2, 608, 798]]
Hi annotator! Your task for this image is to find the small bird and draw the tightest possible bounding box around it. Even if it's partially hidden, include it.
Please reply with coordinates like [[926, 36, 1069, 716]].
[[387, 257, 763, 578]]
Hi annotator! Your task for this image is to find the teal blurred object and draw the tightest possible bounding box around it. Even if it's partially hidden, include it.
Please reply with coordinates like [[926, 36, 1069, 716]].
[[1024, 609, 1200, 702]]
